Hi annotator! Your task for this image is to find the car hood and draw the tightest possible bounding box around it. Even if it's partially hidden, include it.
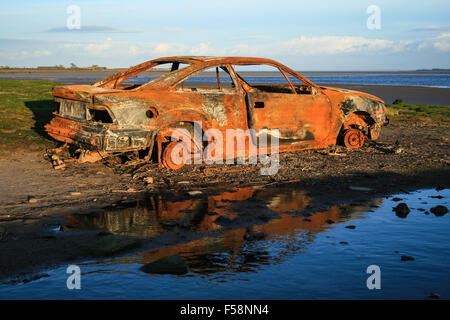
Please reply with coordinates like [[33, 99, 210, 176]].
[[319, 86, 384, 104]]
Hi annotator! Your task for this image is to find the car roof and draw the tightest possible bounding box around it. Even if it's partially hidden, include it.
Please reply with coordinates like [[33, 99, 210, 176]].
[[152, 56, 281, 65]]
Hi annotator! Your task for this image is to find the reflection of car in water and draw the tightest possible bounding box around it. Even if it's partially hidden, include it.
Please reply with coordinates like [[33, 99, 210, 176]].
[[63, 187, 382, 274], [45, 56, 388, 169]]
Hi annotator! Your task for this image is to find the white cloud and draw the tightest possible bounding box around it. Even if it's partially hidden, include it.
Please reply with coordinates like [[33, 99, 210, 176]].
[[278, 36, 393, 55], [432, 32, 450, 51]]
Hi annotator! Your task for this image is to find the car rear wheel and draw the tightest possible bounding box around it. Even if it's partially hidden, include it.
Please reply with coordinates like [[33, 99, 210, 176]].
[[161, 140, 189, 170]]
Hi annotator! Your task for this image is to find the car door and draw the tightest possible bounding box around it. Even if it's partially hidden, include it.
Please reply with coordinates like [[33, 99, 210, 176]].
[[232, 65, 333, 145]]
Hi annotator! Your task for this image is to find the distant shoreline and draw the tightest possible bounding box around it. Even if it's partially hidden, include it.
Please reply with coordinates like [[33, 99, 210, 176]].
[[1, 69, 449, 77], [0, 72, 448, 105]]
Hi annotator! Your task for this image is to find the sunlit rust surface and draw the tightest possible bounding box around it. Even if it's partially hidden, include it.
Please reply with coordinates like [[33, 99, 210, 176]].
[[45, 56, 389, 167]]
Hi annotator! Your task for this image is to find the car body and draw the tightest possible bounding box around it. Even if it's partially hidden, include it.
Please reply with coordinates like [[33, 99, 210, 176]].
[[45, 56, 388, 168]]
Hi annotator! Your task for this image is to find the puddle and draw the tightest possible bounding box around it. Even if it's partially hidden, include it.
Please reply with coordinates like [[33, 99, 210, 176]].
[[0, 188, 448, 299], [61, 187, 315, 236]]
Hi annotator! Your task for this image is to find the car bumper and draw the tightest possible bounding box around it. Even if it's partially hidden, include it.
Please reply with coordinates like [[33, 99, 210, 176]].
[[45, 113, 153, 152]]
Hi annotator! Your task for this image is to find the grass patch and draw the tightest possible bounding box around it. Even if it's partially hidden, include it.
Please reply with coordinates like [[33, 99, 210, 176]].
[[386, 100, 450, 126], [0, 79, 59, 150]]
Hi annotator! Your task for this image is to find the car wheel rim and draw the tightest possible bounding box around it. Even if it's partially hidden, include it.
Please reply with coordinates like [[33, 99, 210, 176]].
[[343, 129, 365, 149]]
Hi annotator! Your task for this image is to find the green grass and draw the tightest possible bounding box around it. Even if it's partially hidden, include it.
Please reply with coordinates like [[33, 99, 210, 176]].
[[0, 79, 59, 150], [386, 100, 450, 126]]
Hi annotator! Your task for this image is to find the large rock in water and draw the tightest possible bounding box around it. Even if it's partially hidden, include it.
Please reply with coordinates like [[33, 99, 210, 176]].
[[140, 255, 188, 275], [393, 203, 410, 218], [430, 205, 448, 217]]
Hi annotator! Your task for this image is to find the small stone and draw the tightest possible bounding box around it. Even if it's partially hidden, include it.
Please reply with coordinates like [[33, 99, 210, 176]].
[[214, 215, 235, 225], [401, 255, 415, 261], [28, 198, 38, 203], [187, 190, 202, 196], [140, 255, 188, 275], [177, 181, 190, 184], [393, 203, 410, 218], [303, 218, 312, 222], [339, 241, 349, 245], [143, 177, 153, 184], [348, 186, 373, 192], [70, 192, 81, 196], [177, 217, 191, 229], [428, 292, 440, 299], [207, 211, 218, 216], [345, 225, 356, 229], [392, 197, 403, 202], [97, 231, 113, 236], [244, 229, 265, 241], [430, 205, 448, 217], [325, 219, 335, 224], [162, 222, 177, 229]]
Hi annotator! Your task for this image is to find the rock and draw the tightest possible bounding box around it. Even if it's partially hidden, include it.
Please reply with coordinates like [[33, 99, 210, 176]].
[[187, 190, 202, 196], [428, 292, 440, 299], [143, 177, 153, 184], [345, 225, 356, 229], [348, 186, 373, 192], [303, 218, 312, 222], [177, 181, 190, 185], [28, 196, 38, 203], [80, 235, 141, 257], [393, 203, 410, 218], [244, 228, 265, 241], [325, 219, 335, 224], [214, 215, 235, 225], [140, 255, 188, 275], [70, 192, 81, 196], [401, 255, 415, 261], [339, 241, 349, 245], [162, 222, 177, 229], [392, 197, 403, 202], [430, 205, 448, 217], [177, 217, 191, 229], [207, 211, 218, 216], [97, 231, 113, 236]]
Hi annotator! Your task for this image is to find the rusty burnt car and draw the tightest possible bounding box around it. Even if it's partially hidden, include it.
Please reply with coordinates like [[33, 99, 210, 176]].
[[45, 56, 388, 169]]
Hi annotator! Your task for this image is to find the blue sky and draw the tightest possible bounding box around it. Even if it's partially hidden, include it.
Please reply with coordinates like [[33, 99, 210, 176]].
[[0, 0, 449, 70]]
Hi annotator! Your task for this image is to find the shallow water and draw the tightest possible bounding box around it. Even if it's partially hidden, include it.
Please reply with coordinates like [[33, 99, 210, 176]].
[[1, 70, 449, 87], [0, 188, 448, 300]]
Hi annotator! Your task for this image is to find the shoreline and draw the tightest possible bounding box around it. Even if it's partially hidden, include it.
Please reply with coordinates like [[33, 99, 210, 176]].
[[1, 75, 448, 105]]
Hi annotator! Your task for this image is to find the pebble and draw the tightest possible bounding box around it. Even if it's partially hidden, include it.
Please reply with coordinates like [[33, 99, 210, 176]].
[[143, 177, 153, 184], [187, 190, 202, 196], [428, 292, 440, 299], [401, 255, 415, 261], [348, 186, 373, 192], [345, 225, 356, 229], [70, 192, 81, 196]]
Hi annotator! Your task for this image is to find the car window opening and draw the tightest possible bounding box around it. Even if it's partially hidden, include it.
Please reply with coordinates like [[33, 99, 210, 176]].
[[232, 65, 312, 95], [176, 66, 236, 92], [88, 109, 113, 123]]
